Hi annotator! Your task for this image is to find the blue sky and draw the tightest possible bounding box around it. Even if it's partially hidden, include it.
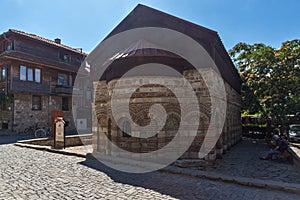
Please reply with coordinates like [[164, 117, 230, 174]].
[[0, 0, 299, 53]]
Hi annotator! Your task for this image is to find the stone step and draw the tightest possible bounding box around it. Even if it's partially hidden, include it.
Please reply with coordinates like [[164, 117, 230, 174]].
[[80, 138, 92, 145], [175, 159, 208, 170]]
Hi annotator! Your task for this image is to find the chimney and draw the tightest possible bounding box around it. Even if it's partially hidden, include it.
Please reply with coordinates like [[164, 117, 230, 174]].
[[54, 38, 61, 44]]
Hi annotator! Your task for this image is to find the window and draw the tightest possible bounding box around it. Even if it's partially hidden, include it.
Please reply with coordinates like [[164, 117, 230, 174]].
[[6, 42, 12, 51], [63, 54, 70, 62], [32, 96, 41, 110], [0, 67, 6, 81], [59, 51, 71, 62], [27, 68, 33, 81], [2, 41, 13, 51], [35, 69, 41, 83], [122, 121, 131, 137], [62, 97, 69, 111], [117, 119, 131, 137], [57, 73, 69, 86], [1, 122, 8, 129], [20, 66, 27, 81], [20, 66, 41, 83]]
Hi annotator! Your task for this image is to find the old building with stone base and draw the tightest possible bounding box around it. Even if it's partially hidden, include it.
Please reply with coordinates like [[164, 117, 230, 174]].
[[0, 29, 86, 133], [88, 4, 242, 167]]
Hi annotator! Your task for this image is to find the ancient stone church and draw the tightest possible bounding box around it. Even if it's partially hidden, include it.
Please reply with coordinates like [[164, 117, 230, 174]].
[[88, 4, 242, 167]]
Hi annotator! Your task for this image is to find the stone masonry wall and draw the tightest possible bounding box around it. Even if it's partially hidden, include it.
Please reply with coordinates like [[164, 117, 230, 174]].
[[92, 69, 242, 163], [13, 93, 75, 133], [14, 93, 50, 132], [0, 109, 12, 130]]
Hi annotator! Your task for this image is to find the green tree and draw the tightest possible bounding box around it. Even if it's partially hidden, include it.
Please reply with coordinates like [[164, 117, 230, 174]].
[[229, 40, 300, 125], [0, 93, 13, 110]]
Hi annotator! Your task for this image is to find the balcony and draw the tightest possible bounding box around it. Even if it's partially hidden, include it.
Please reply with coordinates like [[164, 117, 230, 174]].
[[11, 78, 51, 94], [54, 85, 73, 95]]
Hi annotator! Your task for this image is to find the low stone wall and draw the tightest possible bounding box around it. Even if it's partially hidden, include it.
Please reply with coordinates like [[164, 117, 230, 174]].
[[18, 134, 92, 147]]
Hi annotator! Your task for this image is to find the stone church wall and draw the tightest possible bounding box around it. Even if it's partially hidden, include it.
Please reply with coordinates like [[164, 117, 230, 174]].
[[92, 69, 242, 164]]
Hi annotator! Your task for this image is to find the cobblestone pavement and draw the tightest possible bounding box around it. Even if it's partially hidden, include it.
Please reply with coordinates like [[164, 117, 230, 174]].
[[210, 138, 300, 184], [1, 138, 300, 199]]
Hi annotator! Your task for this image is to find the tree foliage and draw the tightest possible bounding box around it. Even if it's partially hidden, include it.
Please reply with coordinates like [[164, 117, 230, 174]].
[[229, 40, 300, 124], [0, 93, 13, 110]]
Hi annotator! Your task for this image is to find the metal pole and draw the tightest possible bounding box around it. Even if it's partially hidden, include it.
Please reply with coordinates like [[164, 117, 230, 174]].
[[54, 122, 56, 149], [64, 122, 66, 149]]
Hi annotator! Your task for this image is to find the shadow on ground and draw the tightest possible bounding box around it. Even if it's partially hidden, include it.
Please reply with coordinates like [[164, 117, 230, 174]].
[[80, 158, 212, 199], [81, 137, 300, 194], [0, 133, 33, 145]]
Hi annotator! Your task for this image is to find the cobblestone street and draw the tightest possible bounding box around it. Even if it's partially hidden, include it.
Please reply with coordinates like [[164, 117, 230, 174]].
[[1, 136, 300, 200]]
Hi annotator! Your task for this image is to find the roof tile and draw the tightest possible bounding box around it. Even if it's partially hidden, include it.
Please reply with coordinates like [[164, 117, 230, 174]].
[[9, 29, 86, 55]]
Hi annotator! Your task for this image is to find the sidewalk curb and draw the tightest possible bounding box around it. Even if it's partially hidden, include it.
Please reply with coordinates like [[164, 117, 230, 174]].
[[15, 143, 300, 194], [160, 166, 300, 194], [14, 143, 86, 158]]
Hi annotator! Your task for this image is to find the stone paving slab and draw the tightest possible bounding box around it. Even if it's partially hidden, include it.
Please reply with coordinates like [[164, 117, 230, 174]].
[[209, 138, 300, 184]]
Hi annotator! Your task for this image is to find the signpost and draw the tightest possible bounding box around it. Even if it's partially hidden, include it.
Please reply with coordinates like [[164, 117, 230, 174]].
[[54, 117, 65, 149]]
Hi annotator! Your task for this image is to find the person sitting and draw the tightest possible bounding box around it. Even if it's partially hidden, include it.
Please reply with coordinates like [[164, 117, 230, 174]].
[[279, 134, 289, 152], [273, 127, 280, 136], [260, 135, 284, 160]]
